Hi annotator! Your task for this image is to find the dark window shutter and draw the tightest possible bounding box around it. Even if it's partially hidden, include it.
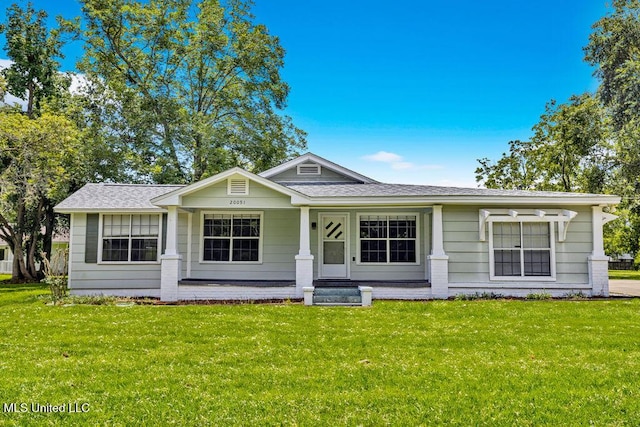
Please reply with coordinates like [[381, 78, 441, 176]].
[[85, 214, 99, 263], [162, 213, 168, 254]]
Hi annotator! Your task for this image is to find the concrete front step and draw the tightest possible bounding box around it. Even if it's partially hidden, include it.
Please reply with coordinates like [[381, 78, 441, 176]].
[[303, 286, 372, 307], [313, 287, 360, 297], [312, 287, 362, 305], [313, 295, 363, 304]]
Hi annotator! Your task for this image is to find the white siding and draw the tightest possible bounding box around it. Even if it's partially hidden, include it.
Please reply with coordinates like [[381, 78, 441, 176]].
[[310, 208, 429, 281], [444, 205, 593, 286], [68, 213, 161, 290], [181, 178, 294, 209], [0, 245, 13, 274], [187, 209, 298, 281], [269, 163, 363, 184]]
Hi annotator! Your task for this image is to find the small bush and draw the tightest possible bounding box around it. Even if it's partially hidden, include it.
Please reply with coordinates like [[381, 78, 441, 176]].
[[526, 292, 552, 300], [564, 291, 588, 300], [41, 248, 69, 304], [454, 292, 504, 301]]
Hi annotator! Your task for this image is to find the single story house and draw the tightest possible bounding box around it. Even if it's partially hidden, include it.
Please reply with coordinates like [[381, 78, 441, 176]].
[[54, 153, 619, 303]]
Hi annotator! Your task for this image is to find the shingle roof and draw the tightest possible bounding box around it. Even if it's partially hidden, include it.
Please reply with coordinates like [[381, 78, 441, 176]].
[[55, 183, 185, 211], [285, 183, 611, 199]]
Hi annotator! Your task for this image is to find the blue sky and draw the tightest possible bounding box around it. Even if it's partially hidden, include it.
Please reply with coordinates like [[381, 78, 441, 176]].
[[2, 0, 609, 186]]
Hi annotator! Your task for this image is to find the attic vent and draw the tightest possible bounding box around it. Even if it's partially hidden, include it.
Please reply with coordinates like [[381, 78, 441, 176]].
[[297, 163, 321, 175], [227, 178, 249, 195]]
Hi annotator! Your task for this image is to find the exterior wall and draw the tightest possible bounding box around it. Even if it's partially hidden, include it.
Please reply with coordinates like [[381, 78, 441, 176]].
[[269, 163, 363, 184], [444, 205, 594, 296], [178, 285, 296, 301], [0, 245, 13, 274], [309, 208, 430, 281], [68, 213, 161, 293], [181, 178, 294, 209], [186, 208, 298, 281]]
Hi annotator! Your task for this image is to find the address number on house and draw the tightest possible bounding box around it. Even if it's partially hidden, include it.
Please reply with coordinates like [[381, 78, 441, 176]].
[[229, 200, 246, 205]]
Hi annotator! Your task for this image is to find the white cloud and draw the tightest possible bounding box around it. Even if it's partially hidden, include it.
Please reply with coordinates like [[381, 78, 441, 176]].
[[363, 150, 443, 173], [391, 161, 414, 170], [363, 151, 403, 163]]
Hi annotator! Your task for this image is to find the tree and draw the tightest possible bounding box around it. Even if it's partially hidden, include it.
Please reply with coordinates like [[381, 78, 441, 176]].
[[0, 110, 85, 281], [584, 0, 640, 258], [476, 94, 610, 193], [584, 0, 640, 131], [0, 2, 68, 118], [79, 0, 306, 183], [0, 2, 84, 281]]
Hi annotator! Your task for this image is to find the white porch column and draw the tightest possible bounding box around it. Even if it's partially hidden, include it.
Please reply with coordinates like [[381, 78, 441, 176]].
[[588, 205, 609, 297], [295, 206, 314, 298], [161, 205, 182, 302], [428, 205, 449, 299]]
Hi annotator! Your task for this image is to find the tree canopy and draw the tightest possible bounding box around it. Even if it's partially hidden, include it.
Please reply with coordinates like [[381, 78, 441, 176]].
[[477, 0, 640, 259], [78, 0, 307, 183]]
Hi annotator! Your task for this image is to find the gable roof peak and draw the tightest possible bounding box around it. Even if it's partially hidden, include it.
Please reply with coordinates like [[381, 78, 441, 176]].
[[259, 152, 378, 183]]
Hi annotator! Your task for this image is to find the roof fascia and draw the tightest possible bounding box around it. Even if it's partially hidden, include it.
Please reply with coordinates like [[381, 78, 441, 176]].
[[290, 195, 621, 207], [259, 153, 378, 183], [54, 208, 168, 214]]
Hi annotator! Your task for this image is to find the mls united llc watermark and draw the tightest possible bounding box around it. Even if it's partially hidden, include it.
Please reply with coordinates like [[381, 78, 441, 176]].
[[3, 402, 90, 413]]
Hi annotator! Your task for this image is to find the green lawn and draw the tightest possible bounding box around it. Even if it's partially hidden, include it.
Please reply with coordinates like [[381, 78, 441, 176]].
[[1, 283, 639, 426], [609, 269, 640, 280]]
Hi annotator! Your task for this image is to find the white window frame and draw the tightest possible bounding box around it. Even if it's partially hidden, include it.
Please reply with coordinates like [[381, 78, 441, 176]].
[[98, 213, 162, 264], [356, 213, 420, 265], [199, 211, 264, 264], [488, 219, 556, 281]]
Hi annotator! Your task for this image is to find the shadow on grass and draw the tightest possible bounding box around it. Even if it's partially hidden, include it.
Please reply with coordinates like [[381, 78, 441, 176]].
[[0, 281, 47, 292]]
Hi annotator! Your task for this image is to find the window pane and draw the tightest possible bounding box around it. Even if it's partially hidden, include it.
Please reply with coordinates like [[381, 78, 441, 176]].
[[131, 238, 158, 261], [494, 249, 521, 276], [524, 250, 551, 276], [389, 216, 416, 239], [360, 216, 387, 239], [131, 215, 160, 237], [232, 238, 259, 261], [361, 240, 387, 263], [233, 216, 260, 237], [103, 215, 130, 237], [323, 241, 345, 264], [203, 239, 230, 261], [390, 240, 416, 263], [523, 223, 550, 249], [204, 214, 231, 237], [493, 222, 521, 248], [102, 238, 129, 261]]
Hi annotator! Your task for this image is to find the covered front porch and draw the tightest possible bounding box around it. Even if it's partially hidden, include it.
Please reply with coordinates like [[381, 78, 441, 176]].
[[159, 204, 447, 302]]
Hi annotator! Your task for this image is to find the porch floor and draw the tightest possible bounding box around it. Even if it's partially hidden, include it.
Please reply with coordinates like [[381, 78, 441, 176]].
[[179, 279, 295, 287], [313, 280, 430, 288]]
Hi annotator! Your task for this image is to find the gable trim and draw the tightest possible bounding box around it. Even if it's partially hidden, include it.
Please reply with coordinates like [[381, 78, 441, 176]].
[[259, 153, 378, 183], [151, 168, 310, 207]]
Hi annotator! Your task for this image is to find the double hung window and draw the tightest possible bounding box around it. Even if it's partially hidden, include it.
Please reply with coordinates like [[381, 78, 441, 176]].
[[359, 215, 418, 263], [202, 213, 261, 262], [491, 222, 553, 278], [102, 214, 160, 262]]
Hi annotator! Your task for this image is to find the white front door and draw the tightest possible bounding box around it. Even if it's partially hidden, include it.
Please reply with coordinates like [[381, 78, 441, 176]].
[[319, 214, 349, 278]]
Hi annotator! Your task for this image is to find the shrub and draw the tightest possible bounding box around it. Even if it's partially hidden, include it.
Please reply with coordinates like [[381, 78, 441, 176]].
[[526, 292, 552, 300], [41, 248, 69, 304], [454, 292, 504, 301]]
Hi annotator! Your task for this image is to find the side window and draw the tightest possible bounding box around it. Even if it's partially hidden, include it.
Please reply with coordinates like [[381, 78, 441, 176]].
[[491, 222, 552, 278], [101, 214, 160, 262]]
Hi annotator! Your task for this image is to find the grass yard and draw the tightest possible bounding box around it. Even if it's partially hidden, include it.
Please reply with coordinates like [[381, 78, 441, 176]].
[[609, 269, 640, 280], [0, 283, 639, 426]]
